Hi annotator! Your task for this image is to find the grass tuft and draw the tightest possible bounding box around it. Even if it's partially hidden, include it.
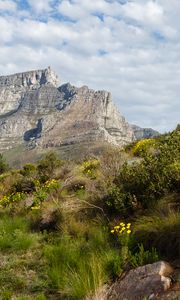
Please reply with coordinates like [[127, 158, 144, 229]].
[[133, 212, 180, 259]]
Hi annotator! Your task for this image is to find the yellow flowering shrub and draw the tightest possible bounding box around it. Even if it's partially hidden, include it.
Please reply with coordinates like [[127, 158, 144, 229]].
[[80, 159, 100, 179], [44, 179, 59, 191], [0, 192, 27, 207], [133, 138, 155, 156]]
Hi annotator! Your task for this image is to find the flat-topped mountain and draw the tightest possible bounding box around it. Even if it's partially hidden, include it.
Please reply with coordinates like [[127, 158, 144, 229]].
[[0, 67, 158, 155]]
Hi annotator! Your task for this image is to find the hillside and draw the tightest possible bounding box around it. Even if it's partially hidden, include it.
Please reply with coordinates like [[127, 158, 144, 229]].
[[0, 126, 179, 299]]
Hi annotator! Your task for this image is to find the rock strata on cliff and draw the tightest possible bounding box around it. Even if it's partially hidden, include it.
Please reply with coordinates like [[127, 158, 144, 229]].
[[0, 67, 158, 154], [0, 67, 134, 152]]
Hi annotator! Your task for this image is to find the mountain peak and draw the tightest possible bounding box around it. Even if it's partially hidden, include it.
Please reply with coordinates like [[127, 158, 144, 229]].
[[0, 67, 60, 89], [0, 67, 158, 157]]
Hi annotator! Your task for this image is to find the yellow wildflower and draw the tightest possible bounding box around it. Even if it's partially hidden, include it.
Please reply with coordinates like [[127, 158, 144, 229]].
[[127, 230, 131, 234], [111, 230, 115, 233], [31, 206, 40, 210], [114, 226, 120, 229]]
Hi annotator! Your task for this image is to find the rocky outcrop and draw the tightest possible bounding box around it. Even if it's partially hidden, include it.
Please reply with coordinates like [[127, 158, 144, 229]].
[[0, 66, 59, 117], [0, 67, 134, 152], [86, 261, 180, 300], [131, 124, 159, 140], [108, 261, 173, 300]]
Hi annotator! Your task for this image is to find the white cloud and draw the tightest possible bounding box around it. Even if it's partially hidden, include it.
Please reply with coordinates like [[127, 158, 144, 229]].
[[0, 0, 179, 132], [0, 0, 16, 12], [27, 0, 53, 14], [122, 1, 164, 25]]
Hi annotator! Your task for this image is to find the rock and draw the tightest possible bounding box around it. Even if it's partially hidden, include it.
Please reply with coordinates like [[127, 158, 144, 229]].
[[131, 124, 159, 140], [0, 67, 159, 156], [0, 67, 134, 153], [0, 66, 59, 116], [85, 262, 174, 300], [108, 261, 173, 300]]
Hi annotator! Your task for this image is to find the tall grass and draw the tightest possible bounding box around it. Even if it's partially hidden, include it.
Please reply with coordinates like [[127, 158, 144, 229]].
[[68, 253, 107, 299], [133, 212, 180, 259], [0, 215, 38, 252], [44, 226, 122, 299]]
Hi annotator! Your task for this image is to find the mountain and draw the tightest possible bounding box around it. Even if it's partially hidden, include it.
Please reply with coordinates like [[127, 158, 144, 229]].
[[131, 124, 159, 140], [0, 67, 158, 157]]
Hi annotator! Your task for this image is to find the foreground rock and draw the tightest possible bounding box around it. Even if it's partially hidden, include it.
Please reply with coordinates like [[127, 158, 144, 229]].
[[108, 261, 173, 300], [86, 261, 179, 300]]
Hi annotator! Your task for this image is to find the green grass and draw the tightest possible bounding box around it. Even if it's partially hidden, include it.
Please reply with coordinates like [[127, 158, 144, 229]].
[[44, 226, 122, 299], [0, 215, 39, 252], [0, 128, 179, 299], [67, 253, 107, 299], [133, 211, 180, 259]]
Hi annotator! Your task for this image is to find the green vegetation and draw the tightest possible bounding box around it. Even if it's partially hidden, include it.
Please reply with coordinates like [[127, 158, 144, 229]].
[[0, 128, 179, 299], [0, 153, 9, 174]]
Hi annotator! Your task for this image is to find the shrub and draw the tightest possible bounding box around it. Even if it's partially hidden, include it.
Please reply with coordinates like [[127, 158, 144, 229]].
[[32, 189, 47, 208], [11, 178, 36, 193], [168, 161, 180, 192], [80, 158, 100, 179], [176, 124, 180, 131], [111, 130, 180, 211], [0, 192, 27, 207], [129, 243, 159, 268], [37, 152, 62, 182], [65, 176, 87, 193], [133, 138, 156, 156], [20, 163, 36, 177], [105, 185, 133, 216], [100, 148, 127, 180], [0, 153, 9, 174]]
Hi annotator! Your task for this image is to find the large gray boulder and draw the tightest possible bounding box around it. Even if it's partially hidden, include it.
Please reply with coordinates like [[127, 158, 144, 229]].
[[108, 261, 173, 300], [86, 261, 176, 300]]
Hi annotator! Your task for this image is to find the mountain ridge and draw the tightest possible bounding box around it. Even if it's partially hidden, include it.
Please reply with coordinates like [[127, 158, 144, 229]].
[[0, 67, 158, 155]]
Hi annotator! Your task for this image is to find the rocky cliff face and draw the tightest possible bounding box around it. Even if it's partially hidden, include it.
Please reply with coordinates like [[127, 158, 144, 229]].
[[0, 67, 158, 154], [0, 67, 59, 117], [0, 67, 135, 152]]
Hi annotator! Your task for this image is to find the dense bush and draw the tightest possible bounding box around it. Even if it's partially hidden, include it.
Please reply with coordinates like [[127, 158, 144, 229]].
[[20, 163, 36, 177], [37, 152, 62, 182], [132, 138, 156, 156], [106, 130, 180, 212]]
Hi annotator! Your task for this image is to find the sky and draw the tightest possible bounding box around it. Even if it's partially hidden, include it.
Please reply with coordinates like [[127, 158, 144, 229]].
[[0, 0, 179, 132]]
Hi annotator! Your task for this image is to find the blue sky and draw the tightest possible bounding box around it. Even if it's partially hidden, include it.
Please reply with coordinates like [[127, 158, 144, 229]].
[[0, 0, 180, 132]]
